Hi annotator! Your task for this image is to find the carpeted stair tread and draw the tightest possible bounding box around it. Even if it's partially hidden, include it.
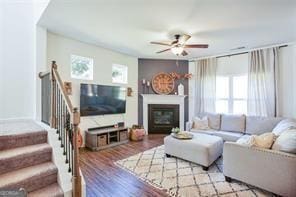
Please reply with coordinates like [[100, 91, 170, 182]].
[[0, 162, 58, 191], [0, 143, 51, 159], [0, 131, 47, 151], [0, 143, 52, 174], [0, 120, 48, 151], [0, 120, 46, 136], [28, 183, 63, 197]]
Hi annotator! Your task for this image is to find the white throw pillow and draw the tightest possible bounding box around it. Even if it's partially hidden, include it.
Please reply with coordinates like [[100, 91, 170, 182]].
[[272, 129, 296, 154], [272, 119, 296, 136], [193, 116, 210, 130]]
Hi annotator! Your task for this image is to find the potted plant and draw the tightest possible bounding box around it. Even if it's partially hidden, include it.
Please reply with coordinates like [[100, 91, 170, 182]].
[[171, 127, 180, 134]]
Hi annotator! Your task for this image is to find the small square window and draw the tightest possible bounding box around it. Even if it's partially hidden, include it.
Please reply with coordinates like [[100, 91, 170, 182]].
[[71, 55, 93, 80], [112, 64, 128, 84]]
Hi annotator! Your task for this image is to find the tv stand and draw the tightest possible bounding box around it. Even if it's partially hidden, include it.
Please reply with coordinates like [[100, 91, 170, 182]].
[[85, 125, 129, 151]]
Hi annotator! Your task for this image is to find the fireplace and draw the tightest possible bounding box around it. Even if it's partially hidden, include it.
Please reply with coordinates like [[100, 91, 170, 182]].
[[148, 104, 179, 134]]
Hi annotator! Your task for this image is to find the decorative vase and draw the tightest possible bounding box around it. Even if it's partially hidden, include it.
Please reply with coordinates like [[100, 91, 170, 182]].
[[178, 83, 184, 95]]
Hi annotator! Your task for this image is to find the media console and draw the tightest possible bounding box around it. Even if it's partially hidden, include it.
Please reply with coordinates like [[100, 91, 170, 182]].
[[85, 125, 129, 151]]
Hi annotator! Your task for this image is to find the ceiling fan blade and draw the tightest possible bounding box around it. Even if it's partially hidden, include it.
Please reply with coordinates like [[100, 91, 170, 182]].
[[156, 48, 171, 53], [181, 50, 188, 56], [184, 44, 209, 48], [150, 41, 172, 46], [178, 34, 191, 44]]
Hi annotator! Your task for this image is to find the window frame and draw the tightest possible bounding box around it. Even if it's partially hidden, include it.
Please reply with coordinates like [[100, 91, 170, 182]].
[[216, 74, 247, 114], [112, 64, 128, 84], [70, 54, 94, 80]]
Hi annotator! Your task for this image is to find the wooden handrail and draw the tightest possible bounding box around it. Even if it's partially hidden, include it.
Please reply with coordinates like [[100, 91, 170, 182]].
[[39, 71, 50, 79], [50, 61, 82, 197], [51, 62, 73, 112]]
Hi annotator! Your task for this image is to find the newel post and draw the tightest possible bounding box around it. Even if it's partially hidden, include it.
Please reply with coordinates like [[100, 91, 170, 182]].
[[72, 107, 82, 197], [50, 61, 57, 128]]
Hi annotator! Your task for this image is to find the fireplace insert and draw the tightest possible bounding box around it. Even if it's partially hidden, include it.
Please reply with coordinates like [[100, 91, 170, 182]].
[[148, 104, 179, 134]]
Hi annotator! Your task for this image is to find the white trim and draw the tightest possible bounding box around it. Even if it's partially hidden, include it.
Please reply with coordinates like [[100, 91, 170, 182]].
[[141, 94, 187, 133], [190, 42, 296, 61]]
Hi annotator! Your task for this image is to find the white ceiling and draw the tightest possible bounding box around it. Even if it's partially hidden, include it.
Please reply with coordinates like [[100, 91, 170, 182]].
[[38, 0, 296, 60]]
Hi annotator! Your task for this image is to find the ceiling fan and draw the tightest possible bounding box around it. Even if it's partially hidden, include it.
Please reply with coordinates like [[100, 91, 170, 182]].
[[150, 34, 208, 56]]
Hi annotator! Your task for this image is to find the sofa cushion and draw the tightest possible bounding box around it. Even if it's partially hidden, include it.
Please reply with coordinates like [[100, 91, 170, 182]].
[[193, 117, 210, 130], [246, 116, 283, 135], [204, 112, 221, 130], [190, 129, 216, 135], [272, 119, 296, 136], [212, 131, 244, 142], [220, 114, 246, 133], [236, 135, 252, 146], [196, 113, 221, 130], [272, 129, 296, 154]]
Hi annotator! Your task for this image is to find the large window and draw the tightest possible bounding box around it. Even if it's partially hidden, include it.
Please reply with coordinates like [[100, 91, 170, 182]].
[[216, 75, 247, 114]]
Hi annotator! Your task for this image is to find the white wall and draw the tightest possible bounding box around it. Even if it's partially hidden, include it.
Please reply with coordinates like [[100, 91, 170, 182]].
[[216, 54, 248, 76], [278, 44, 296, 118], [36, 26, 48, 121], [0, 0, 49, 120], [47, 32, 138, 144], [0, 3, 3, 116]]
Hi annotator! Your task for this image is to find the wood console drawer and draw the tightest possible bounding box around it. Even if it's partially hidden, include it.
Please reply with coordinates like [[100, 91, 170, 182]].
[[97, 134, 107, 146], [119, 131, 128, 141]]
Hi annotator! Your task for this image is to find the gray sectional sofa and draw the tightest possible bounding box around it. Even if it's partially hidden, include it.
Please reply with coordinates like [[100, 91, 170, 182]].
[[186, 113, 296, 197], [186, 113, 283, 141]]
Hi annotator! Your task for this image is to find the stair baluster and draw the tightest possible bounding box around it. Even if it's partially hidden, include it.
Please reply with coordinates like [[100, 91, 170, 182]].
[[48, 61, 81, 197]]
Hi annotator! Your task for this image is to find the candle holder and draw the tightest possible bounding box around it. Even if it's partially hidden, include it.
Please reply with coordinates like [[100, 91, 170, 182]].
[[146, 80, 150, 94], [142, 78, 146, 94]]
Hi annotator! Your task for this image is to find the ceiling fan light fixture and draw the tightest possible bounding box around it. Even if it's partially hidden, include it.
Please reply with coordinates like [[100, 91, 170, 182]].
[[171, 46, 184, 56]]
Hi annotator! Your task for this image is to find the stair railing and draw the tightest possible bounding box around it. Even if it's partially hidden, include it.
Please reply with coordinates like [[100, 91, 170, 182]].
[[50, 61, 82, 197]]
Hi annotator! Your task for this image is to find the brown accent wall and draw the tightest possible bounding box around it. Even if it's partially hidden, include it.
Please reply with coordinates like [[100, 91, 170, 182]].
[[138, 58, 189, 128]]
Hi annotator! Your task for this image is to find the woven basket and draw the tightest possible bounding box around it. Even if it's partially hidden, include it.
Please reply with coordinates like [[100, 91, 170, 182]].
[[130, 128, 145, 141]]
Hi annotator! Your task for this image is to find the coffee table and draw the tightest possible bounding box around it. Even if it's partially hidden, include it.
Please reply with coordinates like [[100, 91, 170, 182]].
[[164, 132, 223, 170]]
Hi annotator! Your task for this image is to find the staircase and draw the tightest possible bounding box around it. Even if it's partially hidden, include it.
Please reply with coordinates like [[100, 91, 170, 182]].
[[0, 120, 63, 197]]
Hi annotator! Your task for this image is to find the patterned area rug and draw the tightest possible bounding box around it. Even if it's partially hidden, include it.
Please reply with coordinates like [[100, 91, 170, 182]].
[[115, 145, 275, 197]]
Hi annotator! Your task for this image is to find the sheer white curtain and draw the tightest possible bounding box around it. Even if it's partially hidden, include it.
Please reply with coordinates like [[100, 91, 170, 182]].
[[194, 58, 217, 114], [248, 47, 279, 117]]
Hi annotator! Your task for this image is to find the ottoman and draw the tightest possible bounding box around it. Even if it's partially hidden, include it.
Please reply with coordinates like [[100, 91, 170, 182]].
[[164, 133, 223, 170]]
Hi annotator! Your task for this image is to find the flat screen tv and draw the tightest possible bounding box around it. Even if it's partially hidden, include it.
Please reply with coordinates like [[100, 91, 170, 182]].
[[80, 84, 126, 116]]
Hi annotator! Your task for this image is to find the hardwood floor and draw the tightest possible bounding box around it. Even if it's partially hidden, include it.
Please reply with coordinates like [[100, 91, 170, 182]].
[[79, 134, 169, 197]]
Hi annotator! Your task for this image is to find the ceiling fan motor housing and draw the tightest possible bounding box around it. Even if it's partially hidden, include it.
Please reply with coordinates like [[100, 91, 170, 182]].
[[174, 34, 181, 40]]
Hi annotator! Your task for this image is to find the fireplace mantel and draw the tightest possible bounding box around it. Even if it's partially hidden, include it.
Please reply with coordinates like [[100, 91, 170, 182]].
[[141, 94, 187, 133]]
